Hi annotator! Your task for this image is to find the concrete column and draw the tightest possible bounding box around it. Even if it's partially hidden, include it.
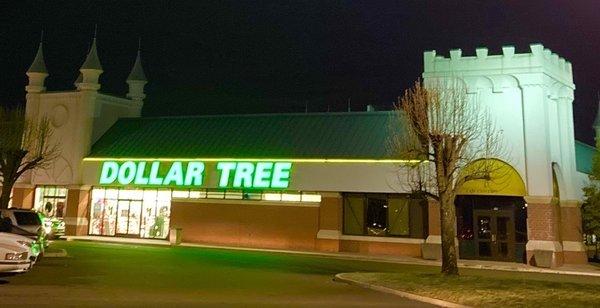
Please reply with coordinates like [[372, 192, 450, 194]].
[[520, 84, 552, 196], [425, 197, 441, 244], [422, 198, 442, 260], [525, 196, 564, 267], [64, 185, 91, 236], [315, 192, 342, 252], [11, 184, 35, 209], [560, 200, 587, 264]]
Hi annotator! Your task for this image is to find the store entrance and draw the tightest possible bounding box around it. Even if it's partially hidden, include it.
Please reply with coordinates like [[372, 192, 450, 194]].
[[456, 195, 527, 263], [473, 209, 515, 262], [116, 200, 142, 236]]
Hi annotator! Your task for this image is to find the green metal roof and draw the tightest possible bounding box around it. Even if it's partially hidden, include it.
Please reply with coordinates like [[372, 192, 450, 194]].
[[575, 140, 596, 174], [89, 111, 403, 159]]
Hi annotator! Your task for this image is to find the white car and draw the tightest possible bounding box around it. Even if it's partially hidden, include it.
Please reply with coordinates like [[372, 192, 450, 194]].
[[0, 232, 37, 274], [0, 209, 48, 249]]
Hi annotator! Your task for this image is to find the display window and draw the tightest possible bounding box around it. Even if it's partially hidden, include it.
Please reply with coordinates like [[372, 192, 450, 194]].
[[89, 188, 171, 239], [342, 193, 427, 238], [89, 187, 322, 239], [34, 186, 68, 218]]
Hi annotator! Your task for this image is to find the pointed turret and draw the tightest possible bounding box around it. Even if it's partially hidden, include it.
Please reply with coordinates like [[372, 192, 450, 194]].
[[81, 37, 102, 71], [76, 28, 103, 91], [26, 40, 49, 93], [127, 47, 146, 82], [126, 39, 147, 105]]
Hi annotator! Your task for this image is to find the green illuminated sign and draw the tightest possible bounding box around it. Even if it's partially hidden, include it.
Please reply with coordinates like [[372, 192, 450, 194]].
[[98, 160, 292, 189]]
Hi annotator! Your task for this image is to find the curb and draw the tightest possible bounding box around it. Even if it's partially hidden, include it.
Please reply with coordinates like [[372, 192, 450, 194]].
[[334, 273, 471, 308]]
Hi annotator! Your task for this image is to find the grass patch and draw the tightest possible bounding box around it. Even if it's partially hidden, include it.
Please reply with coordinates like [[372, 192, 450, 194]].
[[343, 272, 600, 307]]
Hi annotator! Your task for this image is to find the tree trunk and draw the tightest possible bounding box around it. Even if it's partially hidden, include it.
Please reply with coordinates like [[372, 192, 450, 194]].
[[0, 178, 14, 210], [439, 190, 459, 275]]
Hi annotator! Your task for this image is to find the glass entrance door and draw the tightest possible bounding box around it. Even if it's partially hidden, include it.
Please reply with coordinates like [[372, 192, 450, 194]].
[[473, 210, 515, 261], [116, 200, 142, 236]]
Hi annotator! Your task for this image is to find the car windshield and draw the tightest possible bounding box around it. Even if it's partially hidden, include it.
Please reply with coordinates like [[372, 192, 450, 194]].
[[13, 211, 41, 226]]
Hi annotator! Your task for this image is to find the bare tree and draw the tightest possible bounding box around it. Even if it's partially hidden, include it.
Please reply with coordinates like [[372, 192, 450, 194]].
[[0, 107, 59, 209], [390, 79, 504, 275]]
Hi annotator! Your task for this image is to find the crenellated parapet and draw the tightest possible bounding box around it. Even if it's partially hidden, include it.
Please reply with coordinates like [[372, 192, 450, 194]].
[[423, 43, 574, 90], [422, 43, 579, 203]]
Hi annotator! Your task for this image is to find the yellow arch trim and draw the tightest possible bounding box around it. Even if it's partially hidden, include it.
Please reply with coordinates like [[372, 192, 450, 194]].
[[457, 158, 526, 197]]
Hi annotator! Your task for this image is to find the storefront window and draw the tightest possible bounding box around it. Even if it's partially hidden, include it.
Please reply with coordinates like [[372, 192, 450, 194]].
[[34, 186, 68, 218], [89, 188, 171, 239], [343, 193, 426, 238], [89, 187, 322, 239]]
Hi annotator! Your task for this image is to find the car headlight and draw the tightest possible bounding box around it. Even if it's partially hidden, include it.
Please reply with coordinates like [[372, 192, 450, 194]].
[[16, 240, 32, 247], [5, 252, 28, 261]]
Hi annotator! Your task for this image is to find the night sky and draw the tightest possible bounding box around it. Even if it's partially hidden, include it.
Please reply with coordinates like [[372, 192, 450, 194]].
[[1, 1, 599, 144]]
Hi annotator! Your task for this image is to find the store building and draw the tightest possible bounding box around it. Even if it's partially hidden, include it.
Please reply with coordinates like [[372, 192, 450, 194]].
[[10, 39, 593, 267]]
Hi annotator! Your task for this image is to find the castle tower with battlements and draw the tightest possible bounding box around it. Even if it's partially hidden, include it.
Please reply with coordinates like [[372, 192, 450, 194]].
[[422, 44, 585, 266]]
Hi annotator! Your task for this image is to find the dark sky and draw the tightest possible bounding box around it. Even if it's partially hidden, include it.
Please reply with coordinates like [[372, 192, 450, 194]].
[[1, 1, 599, 144]]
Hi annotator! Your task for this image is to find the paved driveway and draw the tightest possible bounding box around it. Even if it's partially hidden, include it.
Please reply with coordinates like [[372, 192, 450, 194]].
[[0, 241, 434, 307]]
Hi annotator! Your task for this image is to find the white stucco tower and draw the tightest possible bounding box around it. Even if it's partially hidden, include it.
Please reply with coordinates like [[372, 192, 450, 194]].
[[422, 44, 586, 266], [16, 33, 147, 235]]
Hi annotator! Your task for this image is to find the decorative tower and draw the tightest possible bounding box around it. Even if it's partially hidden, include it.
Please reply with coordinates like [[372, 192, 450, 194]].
[[126, 39, 147, 116], [25, 40, 48, 93], [126, 40, 147, 100], [76, 33, 103, 91]]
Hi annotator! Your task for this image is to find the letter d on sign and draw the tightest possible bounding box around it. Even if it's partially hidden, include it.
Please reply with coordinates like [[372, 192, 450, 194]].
[[99, 161, 119, 184]]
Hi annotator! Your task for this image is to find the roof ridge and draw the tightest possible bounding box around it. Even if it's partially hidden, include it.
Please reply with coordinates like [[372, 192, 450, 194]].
[[575, 140, 597, 150], [117, 111, 395, 121]]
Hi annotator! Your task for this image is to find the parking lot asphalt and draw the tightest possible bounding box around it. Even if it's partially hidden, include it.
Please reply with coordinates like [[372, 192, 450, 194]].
[[0, 241, 433, 307]]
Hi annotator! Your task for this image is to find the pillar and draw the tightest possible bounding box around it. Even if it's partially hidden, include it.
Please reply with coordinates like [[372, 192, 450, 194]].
[[64, 185, 91, 236], [525, 196, 564, 267], [11, 184, 35, 209], [422, 197, 442, 260], [315, 192, 343, 252], [560, 200, 587, 264]]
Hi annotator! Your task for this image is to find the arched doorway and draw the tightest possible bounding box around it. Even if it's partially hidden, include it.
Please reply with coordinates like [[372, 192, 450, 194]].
[[455, 159, 527, 263]]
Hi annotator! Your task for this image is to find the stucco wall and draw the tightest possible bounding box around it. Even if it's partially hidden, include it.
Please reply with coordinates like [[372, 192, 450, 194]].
[[422, 44, 578, 200]]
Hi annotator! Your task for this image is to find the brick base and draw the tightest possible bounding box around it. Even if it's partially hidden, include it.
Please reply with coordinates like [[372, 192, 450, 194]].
[[339, 240, 422, 257], [563, 251, 588, 264]]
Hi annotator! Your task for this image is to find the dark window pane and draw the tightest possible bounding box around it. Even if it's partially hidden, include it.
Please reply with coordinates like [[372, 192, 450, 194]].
[[409, 199, 426, 238], [499, 242, 509, 257], [388, 198, 409, 236], [497, 217, 509, 241], [479, 242, 492, 256], [13, 212, 41, 226], [343, 195, 364, 235], [477, 216, 491, 239], [366, 197, 387, 236]]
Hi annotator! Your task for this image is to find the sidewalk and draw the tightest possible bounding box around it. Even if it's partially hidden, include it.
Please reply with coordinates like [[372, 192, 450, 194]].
[[65, 235, 600, 277]]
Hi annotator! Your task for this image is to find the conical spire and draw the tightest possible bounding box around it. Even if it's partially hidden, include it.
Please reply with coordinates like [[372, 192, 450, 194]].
[[28, 37, 47, 74], [127, 39, 146, 81], [81, 27, 102, 70]]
